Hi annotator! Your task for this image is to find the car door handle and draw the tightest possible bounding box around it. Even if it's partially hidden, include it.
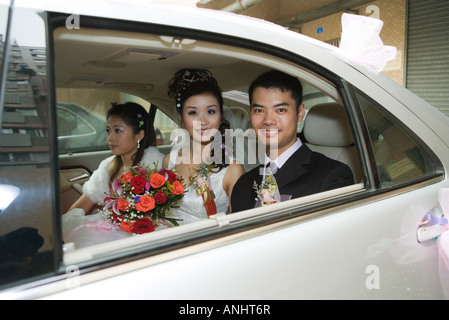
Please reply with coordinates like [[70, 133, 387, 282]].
[[69, 172, 90, 182], [417, 208, 448, 243]]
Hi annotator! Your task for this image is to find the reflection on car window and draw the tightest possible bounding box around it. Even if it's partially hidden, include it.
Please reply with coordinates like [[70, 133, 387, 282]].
[[57, 103, 108, 153], [300, 82, 335, 132], [0, 2, 9, 74], [0, 7, 58, 290], [355, 90, 437, 186], [56, 89, 155, 153], [58, 106, 97, 137], [154, 108, 179, 146]]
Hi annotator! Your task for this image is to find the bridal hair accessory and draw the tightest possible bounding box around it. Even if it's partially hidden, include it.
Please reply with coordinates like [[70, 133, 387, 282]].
[[339, 13, 397, 72], [168, 69, 217, 109], [176, 70, 210, 109], [137, 113, 144, 128]]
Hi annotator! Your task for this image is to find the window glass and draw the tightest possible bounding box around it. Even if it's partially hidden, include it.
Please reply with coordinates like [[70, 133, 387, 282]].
[[223, 83, 335, 133], [355, 90, 437, 186], [154, 108, 179, 146], [0, 0, 9, 74], [0, 7, 58, 289], [300, 82, 335, 132], [52, 16, 359, 269], [56, 89, 155, 153]]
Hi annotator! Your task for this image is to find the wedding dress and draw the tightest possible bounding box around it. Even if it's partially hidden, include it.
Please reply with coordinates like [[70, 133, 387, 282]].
[[62, 147, 164, 249], [166, 149, 229, 225]]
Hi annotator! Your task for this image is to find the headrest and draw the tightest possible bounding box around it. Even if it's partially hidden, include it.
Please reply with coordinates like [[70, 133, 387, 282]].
[[303, 103, 353, 147]]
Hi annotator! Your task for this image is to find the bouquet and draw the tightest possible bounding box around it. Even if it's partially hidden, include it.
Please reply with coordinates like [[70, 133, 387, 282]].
[[102, 164, 185, 234]]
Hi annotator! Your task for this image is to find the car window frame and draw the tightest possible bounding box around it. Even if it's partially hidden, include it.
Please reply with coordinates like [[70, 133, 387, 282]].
[[0, 5, 63, 292], [342, 79, 445, 191]]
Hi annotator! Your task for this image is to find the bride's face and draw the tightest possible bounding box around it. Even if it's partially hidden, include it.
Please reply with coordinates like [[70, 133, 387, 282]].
[[106, 115, 142, 158], [179, 92, 221, 144]]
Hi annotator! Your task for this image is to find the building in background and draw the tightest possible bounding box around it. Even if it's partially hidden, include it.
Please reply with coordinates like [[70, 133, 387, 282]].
[[0, 40, 50, 168]]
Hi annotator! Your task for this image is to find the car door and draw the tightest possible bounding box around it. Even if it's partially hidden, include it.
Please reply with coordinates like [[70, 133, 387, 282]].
[[1, 1, 448, 300], [46, 11, 445, 299]]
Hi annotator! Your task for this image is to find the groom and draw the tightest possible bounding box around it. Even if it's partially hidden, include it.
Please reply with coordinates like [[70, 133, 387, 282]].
[[230, 70, 354, 212]]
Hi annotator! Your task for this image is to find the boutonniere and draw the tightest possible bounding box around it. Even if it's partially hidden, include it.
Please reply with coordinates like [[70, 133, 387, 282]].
[[253, 167, 280, 206], [189, 162, 217, 217]]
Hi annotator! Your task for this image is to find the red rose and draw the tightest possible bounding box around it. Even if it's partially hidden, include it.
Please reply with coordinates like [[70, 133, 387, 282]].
[[131, 218, 154, 234], [120, 221, 133, 234], [110, 212, 122, 224], [166, 170, 178, 183], [172, 180, 184, 195], [135, 194, 155, 212], [150, 173, 166, 189], [121, 171, 133, 183], [131, 174, 146, 194], [154, 190, 167, 204], [117, 198, 129, 211]]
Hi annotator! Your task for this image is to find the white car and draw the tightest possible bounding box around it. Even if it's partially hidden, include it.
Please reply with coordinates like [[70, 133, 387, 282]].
[[1, 0, 448, 300]]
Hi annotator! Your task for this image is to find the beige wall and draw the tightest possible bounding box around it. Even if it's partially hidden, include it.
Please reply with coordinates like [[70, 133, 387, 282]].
[[199, 0, 407, 85]]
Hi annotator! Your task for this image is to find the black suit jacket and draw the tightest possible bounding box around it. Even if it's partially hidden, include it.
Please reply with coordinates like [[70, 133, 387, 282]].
[[231, 144, 354, 212]]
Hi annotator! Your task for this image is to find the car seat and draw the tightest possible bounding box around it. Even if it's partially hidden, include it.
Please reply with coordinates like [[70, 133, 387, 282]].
[[303, 102, 362, 183]]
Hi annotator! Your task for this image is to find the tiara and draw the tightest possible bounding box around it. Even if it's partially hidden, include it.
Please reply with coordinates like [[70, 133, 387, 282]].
[[173, 69, 214, 108]]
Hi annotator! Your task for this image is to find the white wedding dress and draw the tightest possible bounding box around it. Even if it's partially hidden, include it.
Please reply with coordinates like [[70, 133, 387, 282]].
[[62, 147, 164, 249], [166, 150, 229, 225]]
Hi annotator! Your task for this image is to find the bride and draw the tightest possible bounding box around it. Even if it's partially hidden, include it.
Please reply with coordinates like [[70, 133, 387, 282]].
[[163, 69, 245, 224]]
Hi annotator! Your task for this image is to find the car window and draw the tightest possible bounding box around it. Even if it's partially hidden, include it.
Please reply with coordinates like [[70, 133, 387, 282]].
[[56, 89, 160, 154], [0, 7, 59, 290], [300, 82, 336, 132], [355, 89, 438, 186], [0, 1, 9, 75], [154, 108, 179, 146], [49, 16, 365, 266]]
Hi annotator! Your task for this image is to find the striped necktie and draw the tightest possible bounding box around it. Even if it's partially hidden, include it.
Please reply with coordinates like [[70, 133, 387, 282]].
[[267, 161, 278, 174]]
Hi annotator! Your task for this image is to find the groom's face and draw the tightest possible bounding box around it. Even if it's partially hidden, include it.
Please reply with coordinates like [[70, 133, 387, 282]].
[[250, 86, 305, 158]]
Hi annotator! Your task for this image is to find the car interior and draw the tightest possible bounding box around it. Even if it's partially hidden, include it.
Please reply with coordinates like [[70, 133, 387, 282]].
[[51, 20, 368, 264]]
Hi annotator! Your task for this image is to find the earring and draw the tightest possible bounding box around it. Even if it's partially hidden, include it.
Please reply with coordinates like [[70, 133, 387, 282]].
[[137, 140, 140, 149]]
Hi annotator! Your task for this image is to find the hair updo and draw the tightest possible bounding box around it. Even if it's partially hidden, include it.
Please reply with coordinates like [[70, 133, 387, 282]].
[[167, 69, 224, 117]]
